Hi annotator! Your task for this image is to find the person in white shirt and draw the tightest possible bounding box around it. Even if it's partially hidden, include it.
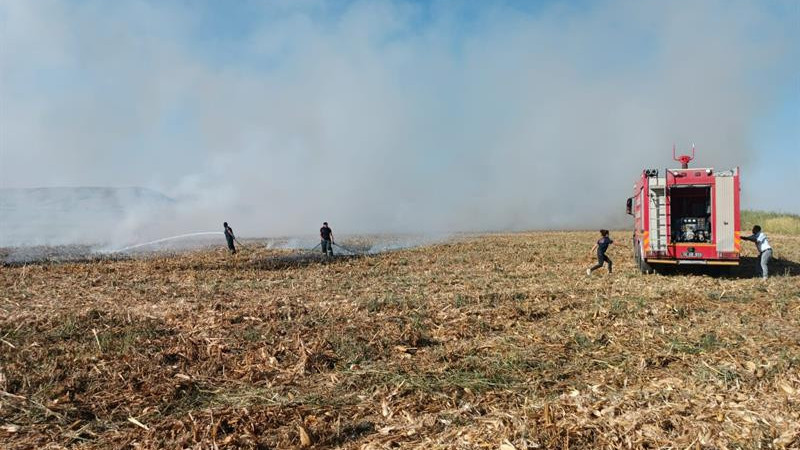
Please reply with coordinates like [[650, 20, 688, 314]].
[[742, 225, 772, 279]]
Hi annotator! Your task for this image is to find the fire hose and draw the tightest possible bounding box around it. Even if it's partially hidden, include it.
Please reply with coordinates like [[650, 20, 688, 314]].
[[305, 242, 361, 255]]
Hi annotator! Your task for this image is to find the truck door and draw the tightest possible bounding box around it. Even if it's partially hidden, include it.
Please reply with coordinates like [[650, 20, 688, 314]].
[[715, 175, 735, 252]]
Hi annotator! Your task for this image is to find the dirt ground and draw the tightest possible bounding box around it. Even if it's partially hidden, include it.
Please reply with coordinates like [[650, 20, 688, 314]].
[[2, 231, 799, 449]]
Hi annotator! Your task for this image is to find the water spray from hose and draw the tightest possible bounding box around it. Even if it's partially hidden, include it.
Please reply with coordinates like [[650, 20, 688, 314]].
[[109, 232, 224, 253]]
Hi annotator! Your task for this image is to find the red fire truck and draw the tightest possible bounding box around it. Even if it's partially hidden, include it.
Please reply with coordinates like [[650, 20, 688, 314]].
[[626, 147, 741, 273]]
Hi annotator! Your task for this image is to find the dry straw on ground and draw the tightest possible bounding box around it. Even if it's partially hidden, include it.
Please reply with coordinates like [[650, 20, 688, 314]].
[[1, 231, 799, 449]]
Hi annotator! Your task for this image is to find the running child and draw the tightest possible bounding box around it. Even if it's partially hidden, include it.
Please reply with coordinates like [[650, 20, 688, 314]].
[[587, 229, 620, 275]]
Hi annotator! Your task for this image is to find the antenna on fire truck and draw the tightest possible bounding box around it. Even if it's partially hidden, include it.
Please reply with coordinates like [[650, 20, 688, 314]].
[[673, 143, 695, 169]]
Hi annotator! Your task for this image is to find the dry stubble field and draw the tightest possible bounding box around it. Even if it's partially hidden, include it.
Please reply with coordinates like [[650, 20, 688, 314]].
[[2, 231, 800, 449]]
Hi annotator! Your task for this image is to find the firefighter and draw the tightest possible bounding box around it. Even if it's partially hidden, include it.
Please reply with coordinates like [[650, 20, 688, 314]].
[[586, 229, 621, 275], [742, 225, 772, 279], [223, 222, 236, 254], [320, 222, 334, 256]]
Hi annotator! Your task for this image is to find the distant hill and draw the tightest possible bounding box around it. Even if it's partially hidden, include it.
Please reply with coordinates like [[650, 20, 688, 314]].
[[0, 187, 174, 246]]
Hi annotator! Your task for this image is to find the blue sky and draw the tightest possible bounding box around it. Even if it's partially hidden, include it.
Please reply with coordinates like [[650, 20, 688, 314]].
[[0, 0, 798, 235], [748, 84, 800, 212]]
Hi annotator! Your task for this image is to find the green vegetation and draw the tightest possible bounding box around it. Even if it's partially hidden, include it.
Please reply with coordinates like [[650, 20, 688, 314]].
[[741, 210, 800, 235]]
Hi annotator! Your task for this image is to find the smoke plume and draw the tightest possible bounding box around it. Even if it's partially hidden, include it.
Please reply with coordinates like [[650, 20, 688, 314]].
[[1, 0, 797, 246]]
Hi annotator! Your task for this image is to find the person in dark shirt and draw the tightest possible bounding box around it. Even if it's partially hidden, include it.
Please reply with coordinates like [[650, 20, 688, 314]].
[[223, 222, 236, 254], [320, 222, 334, 256], [587, 229, 619, 275]]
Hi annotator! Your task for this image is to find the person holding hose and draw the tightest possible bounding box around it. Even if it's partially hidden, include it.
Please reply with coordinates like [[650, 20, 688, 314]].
[[320, 222, 334, 256], [742, 225, 772, 279], [223, 222, 236, 254]]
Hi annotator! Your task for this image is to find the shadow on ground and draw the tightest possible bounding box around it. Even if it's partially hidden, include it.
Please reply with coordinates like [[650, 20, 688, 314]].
[[737, 255, 800, 278], [659, 256, 800, 279]]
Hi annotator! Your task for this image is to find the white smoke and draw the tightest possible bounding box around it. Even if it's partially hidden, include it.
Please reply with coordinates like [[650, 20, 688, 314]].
[[1, 0, 797, 247]]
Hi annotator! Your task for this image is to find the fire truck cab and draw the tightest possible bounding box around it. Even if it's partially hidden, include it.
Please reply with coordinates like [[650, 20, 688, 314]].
[[627, 148, 741, 273]]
